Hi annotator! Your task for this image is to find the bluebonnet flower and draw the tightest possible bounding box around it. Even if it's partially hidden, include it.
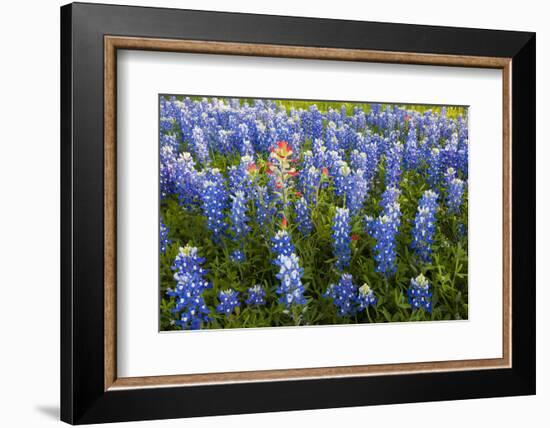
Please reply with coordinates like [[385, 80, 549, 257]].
[[275, 253, 306, 308], [228, 155, 255, 195], [175, 152, 202, 207], [301, 165, 321, 205], [356, 283, 378, 310], [332, 160, 352, 198], [380, 186, 401, 210], [302, 105, 324, 140], [404, 127, 420, 171], [312, 138, 327, 169], [385, 141, 404, 187], [230, 249, 245, 263], [245, 284, 266, 306], [217, 129, 232, 154], [325, 122, 340, 152], [200, 169, 228, 242], [363, 141, 381, 183], [324, 273, 358, 317], [167, 245, 211, 330], [229, 190, 250, 241], [216, 289, 240, 316], [271, 229, 295, 260], [444, 168, 466, 214], [236, 122, 254, 156], [410, 190, 439, 263], [347, 170, 368, 217], [350, 150, 368, 172], [457, 138, 469, 179], [365, 201, 402, 276], [326, 150, 343, 177], [295, 197, 313, 236], [408, 273, 433, 313], [441, 133, 459, 173], [160, 220, 170, 254], [160, 145, 178, 199], [332, 207, 351, 270], [427, 147, 442, 188], [254, 185, 276, 232], [191, 126, 210, 165]]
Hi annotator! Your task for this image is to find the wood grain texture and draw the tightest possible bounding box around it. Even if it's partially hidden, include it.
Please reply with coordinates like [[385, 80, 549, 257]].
[[103, 35, 512, 391], [104, 37, 117, 391], [106, 36, 511, 68]]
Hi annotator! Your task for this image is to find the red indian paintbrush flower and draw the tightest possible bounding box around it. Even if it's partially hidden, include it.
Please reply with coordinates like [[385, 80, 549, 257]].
[[275, 141, 293, 158]]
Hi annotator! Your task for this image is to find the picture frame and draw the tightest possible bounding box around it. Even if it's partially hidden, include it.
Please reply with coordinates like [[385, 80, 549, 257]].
[[61, 2, 535, 424]]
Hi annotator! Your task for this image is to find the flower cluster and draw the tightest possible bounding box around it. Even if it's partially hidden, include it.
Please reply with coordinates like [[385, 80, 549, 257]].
[[410, 190, 439, 263], [324, 273, 357, 316], [427, 147, 442, 188], [366, 187, 402, 275], [229, 190, 250, 241], [271, 229, 295, 260], [230, 249, 245, 263], [200, 169, 228, 242], [332, 207, 351, 270], [347, 170, 368, 217], [407, 273, 433, 313], [445, 167, 466, 214], [295, 197, 313, 236], [216, 289, 240, 316], [275, 253, 306, 308], [324, 274, 377, 316], [385, 141, 404, 187], [357, 283, 378, 310], [245, 285, 267, 306], [167, 245, 211, 330]]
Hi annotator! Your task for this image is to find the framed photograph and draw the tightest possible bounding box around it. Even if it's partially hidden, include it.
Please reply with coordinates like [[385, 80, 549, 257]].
[[61, 2, 535, 424]]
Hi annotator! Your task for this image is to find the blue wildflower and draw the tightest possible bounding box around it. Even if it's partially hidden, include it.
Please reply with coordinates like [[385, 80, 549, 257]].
[[230, 249, 245, 263], [408, 273, 433, 313], [332, 207, 351, 270], [385, 141, 404, 187], [410, 190, 439, 263], [216, 289, 240, 316], [295, 197, 313, 236], [271, 229, 295, 260], [427, 147, 442, 188], [356, 283, 378, 310], [333, 160, 353, 198], [175, 152, 202, 208], [246, 285, 266, 306], [167, 245, 211, 330], [191, 126, 210, 165], [445, 167, 466, 214], [301, 165, 321, 205], [200, 169, 228, 242], [275, 253, 306, 308], [380, 186, 401, 211], [347, 170, 368, 217], [229, 190, 250, 241], [324, 273, 358, 317], [255, 185, 276, 232], [365, 201, 402, 276], [404, 127, 420, 170]]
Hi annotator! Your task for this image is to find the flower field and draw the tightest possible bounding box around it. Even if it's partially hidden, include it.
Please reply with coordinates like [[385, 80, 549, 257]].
[[159, 96, 468, 330]]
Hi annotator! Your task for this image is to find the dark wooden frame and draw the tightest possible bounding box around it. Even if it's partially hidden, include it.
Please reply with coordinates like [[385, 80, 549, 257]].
[[61, 2, 536, 424]]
